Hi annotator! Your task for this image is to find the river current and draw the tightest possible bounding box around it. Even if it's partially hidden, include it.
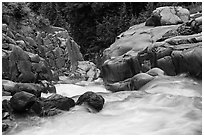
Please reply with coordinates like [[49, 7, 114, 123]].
[[6, 75, 202, 135]]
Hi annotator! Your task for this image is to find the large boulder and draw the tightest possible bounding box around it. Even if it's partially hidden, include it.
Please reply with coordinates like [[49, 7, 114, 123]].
[[102, 22, 179, 61], [31, 94, 75, 116], [9, 46, 36, 83], [10, 91, 36, 112], [76, 91, 105, 112], [146, 6, 190, 26], [102, 54, 141, 83], [171, 45, 202, 78]]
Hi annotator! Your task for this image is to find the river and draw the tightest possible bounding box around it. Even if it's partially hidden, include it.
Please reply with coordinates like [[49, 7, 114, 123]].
[[5, 75, 202, 135]]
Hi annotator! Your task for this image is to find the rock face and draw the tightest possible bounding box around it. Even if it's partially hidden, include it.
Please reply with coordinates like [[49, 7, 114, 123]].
[[146, 6, 190, 26], [76, 91, 105, 112], [10, 91, 36, 112], [101, 7, 202, 92]]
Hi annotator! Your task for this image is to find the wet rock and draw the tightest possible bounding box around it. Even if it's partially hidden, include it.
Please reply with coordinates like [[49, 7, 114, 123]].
[[31, 94, 75, 116], [146, 68, 165, 76], [105, 78, 131, 92], [102, 54, 140, 83], [10, 91, 36, 113], [44, 94, 75, 111], [130, 73, 154, 90], [76, 91, 105, 112]]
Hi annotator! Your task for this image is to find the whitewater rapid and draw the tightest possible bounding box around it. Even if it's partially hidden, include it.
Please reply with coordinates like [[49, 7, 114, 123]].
[[6, 75, 202, 135]]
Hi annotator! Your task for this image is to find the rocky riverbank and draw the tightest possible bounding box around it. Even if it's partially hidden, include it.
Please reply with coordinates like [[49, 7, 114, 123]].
[[2, 5, 202, 134]]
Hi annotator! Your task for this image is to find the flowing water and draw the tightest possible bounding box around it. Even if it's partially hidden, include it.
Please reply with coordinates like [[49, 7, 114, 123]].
[[5, 75, 202, 135]]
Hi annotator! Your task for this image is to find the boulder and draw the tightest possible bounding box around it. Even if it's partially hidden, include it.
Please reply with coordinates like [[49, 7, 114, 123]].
[[9, 46, 35, 82], [31, 94, 75, 116], [14, 83, 43, 97], [146, 68, 165, 76], [102, 54, 140, 83], [130, 73, 154, 90], [10, 91, 36, 112], [76, 91, 105, 112], [157, 56, 176, 76], [171, 45, 202, 78], [105, 78, 131, 92], [2, 80, 18, 95], [146, 6, 190, 26]]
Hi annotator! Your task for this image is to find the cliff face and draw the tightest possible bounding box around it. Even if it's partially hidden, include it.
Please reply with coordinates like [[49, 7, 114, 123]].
[[101, 6, 202, 92]]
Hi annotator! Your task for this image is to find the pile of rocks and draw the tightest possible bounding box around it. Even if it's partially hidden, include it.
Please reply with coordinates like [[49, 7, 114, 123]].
[[101, 6, 202, 92], [2, 20, 101, 132]]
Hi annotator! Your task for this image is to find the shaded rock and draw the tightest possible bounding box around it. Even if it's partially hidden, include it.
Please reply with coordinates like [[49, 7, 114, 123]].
[[31, 94, 75, 116], [102, 54, 140, 83], [76, 91, 105, 112], [2, 122, 9, 132], [14, 83, 43, 97], [171, 45, 202, 78], [55, 57, 65, 68], [2, 50, 11, 79], [10, 91, 36, 112], [38, 60, 53, 81], [66, 38, 84, 72], [157, 56, 176, 76], [9, 46, 35, 82], [145, 15, 161, 26]]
